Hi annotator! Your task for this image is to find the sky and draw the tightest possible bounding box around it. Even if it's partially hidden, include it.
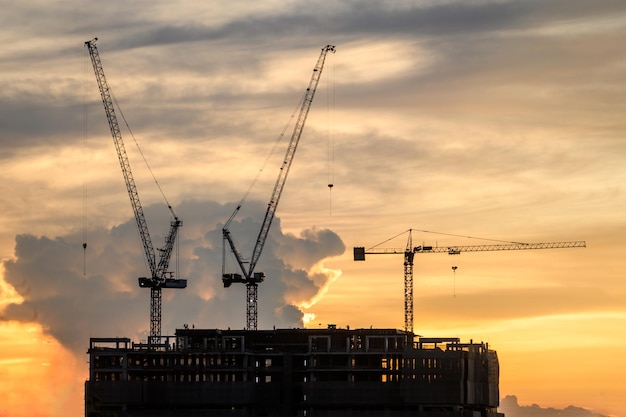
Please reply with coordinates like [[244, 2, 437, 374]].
[[0, 0, 625, 416]]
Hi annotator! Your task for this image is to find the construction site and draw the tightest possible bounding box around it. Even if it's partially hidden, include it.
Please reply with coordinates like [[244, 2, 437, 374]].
[[86, 328, 500, 417], [82, 39, 586, 417]]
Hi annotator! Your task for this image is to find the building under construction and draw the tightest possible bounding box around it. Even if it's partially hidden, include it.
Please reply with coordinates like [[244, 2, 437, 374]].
[[85, 326, 502, 417]]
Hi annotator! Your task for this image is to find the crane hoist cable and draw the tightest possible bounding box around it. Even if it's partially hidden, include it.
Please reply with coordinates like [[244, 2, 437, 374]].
[[233, 91, 307, 213], [220, 94, 305, 284], [112, 93, 177, 219], [326, 53, 336, 214], [82, 45, 89, 275]]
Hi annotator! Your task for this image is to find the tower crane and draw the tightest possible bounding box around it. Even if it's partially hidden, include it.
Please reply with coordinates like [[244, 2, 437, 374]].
[[85, 38, 186, 345], [354, 229, 586, 334], [222, 45, 336, 331]]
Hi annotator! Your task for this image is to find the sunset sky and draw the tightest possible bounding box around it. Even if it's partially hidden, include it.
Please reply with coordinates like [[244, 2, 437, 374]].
[[1, 1, 625, 416]]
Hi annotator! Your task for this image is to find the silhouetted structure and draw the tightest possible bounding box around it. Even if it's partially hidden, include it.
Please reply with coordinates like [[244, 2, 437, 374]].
[[85, 327, 503, 417]]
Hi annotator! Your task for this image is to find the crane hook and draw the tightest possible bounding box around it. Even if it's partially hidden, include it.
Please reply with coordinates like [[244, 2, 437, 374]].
[[451, 266, 458, 298]]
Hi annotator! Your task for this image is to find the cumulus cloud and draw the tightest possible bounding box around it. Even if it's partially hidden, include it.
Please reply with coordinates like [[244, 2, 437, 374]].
[[500, 396, 609, 417], [1, 199, 344, 355]]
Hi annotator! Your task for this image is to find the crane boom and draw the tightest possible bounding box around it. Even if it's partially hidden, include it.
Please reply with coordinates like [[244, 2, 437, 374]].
[[354, 230, 586, 334], [355, 240, 587, 258], [157, 217, 183, 277], [222, 45, 336, 330], [85, 39, 157, 274], [85, 38, 186, 344], [249, 44, 336, 276]]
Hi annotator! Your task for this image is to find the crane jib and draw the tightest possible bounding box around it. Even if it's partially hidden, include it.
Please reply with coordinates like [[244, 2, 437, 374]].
[[85, 38, 186, 343], [222, 45, 336, 331], [248, 44, 336, 276]]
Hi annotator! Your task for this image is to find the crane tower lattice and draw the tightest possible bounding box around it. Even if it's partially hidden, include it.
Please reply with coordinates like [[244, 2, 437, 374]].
[[85, 38, 186, 345]]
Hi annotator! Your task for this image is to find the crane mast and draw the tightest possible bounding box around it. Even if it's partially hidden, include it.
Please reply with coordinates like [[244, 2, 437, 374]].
[[354, 229, 586, 334], [223, 45, 336, 330], [85, 38, 186, 345], [403, 231, 414, 336]]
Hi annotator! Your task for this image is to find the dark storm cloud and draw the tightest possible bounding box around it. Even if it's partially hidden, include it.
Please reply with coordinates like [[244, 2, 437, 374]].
[[1, 199, 344, 354]]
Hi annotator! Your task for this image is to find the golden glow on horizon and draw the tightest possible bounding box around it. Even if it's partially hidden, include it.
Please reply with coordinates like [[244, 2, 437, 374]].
[[0, 321, 83, 417]]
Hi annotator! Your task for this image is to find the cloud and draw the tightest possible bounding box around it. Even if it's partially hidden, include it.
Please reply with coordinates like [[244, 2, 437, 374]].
[[0, 2, 625, 415], [1, 199, 345, 355], [1, 0, 624, 235], [500, 395, 609, 417], [3, 0, 624, 152]]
